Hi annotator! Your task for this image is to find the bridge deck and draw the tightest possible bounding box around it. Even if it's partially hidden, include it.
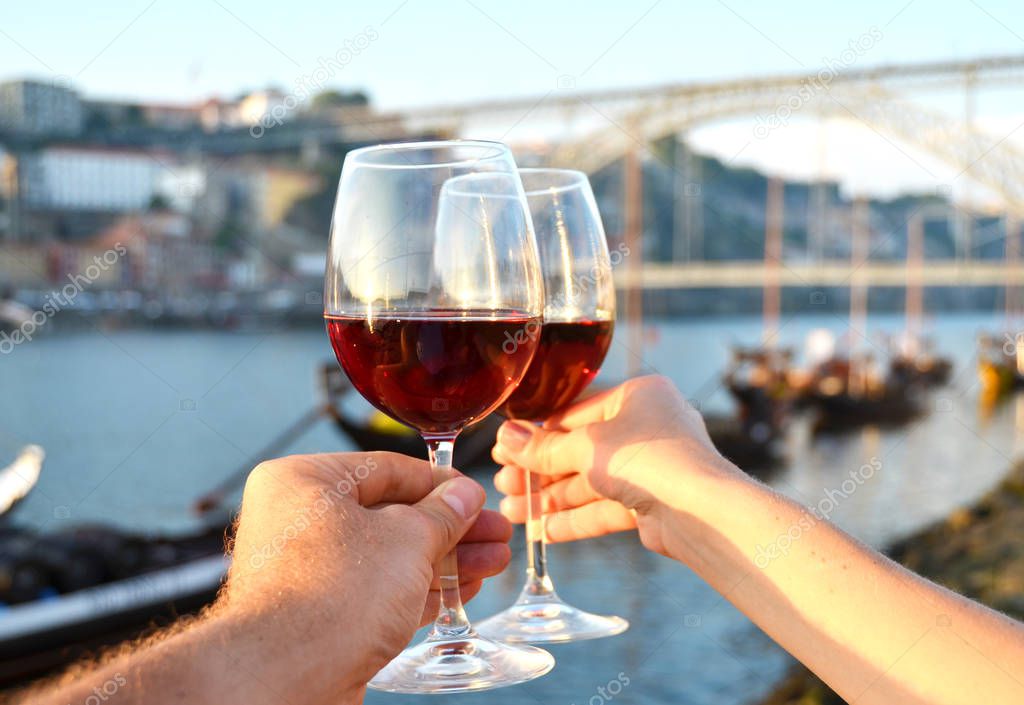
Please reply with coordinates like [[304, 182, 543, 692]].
[[614, 261, 1024, 289]]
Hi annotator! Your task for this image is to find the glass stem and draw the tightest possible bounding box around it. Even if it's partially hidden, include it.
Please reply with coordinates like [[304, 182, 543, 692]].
[[524, 469, 556, 596], [425, 435, 473, 639]]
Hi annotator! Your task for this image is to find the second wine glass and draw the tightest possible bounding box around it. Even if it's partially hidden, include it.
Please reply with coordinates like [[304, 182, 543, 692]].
[[476, 168, 628, 643], [324, 142, 554, 692]]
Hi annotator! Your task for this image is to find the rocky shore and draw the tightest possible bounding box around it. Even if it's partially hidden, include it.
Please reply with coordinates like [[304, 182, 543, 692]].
[[759, 460, 1024, 705]]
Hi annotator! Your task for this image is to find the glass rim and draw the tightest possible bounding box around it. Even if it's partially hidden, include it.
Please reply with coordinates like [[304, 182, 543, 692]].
[[345, 139, 511, 170], [519, 168, 589, 197], [442, 171, 525, 200]]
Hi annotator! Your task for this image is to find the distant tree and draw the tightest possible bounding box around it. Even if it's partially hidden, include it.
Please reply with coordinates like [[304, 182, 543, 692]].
[[124, 104, 146, 126], [215, 218, 246, 254], [310, 90, 370, 112], [83, 109, 111, 133], [148, 194, 171, 211]]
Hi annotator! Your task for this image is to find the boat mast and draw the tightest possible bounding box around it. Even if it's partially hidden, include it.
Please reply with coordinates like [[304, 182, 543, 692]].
[[1005, 213, 1019, 326], [905, 211, 924, 357], [763, 176, 784, 347], [1006, 214, 1023, 375], [850, 197, 870, 396]]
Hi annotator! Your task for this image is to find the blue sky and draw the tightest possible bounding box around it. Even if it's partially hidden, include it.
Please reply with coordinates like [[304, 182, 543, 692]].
[[3, 0, 1023, 198]]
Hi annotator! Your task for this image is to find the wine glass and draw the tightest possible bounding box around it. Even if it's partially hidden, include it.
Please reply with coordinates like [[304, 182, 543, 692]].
[[476, 168, 628, 643], [324, 141, 554, 693]]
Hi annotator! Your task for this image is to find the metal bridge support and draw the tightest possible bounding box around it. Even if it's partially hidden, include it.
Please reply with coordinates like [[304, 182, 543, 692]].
[[624, 145, 644, 378], [673, 136, 703, 262], [906, 212, 925, 351]]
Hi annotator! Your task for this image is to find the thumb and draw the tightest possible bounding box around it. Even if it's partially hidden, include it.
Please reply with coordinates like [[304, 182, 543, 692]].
[[493, 420, 592, 477], [413, 476, 486, 561]]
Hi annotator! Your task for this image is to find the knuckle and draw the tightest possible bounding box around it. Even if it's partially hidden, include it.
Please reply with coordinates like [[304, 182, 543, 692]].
[[642, 374, 675, 393], [419, 504, 459, 547], [244, 460, 281, 494], [532, 432, 559, 474]]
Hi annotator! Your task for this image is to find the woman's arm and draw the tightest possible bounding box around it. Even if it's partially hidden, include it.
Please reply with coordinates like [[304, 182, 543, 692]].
[[492, 376, 1024, 705]]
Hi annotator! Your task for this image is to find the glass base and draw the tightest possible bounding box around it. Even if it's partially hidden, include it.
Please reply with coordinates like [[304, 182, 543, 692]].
[[476, 592, 629, 644], [367, 630, 554, 694]]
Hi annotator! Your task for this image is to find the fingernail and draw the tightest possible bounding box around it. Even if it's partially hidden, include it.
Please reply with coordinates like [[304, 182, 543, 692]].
[[442, 477, 484, 519], [498, 421, 532, 452]]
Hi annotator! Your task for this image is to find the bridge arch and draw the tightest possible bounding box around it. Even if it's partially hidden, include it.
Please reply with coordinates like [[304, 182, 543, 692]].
[[549, 85, 1024, 215]]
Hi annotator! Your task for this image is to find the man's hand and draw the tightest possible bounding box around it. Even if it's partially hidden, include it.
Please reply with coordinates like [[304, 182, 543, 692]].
[[224, 451, 511, 701], [20, 452, 511, 705]]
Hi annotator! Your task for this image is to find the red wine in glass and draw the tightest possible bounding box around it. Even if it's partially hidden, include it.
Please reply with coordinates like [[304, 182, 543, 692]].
[[325, 148, 553, 692], [475, 168, 627, 645], [499, 319, 614, 421], [326, 310, 541, 434]]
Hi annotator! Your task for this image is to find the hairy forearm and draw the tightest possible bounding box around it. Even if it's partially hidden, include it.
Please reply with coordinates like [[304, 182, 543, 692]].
[[18, 603, 363, 705], [658, 462, 1024, 705]]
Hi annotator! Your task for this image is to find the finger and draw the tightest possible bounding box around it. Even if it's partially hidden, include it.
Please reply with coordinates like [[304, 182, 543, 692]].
[[498, 472, 604, 519], [493, 465, 569, 496], [421, 580, 483, 626], [412, 476, 487, 560], [349, 452, 432, 506], [543, 500, 637, 542], [498, 495, 528, 523], [460, 509, 512, 544], [429, 542, 510, 589], [498, 490, 602, 524], [281, 451, 436, 507], [543, 473, 601, 510], [493, 422, 594, 478], [543, 384, 622, 430], [345, 453, 478, 507]]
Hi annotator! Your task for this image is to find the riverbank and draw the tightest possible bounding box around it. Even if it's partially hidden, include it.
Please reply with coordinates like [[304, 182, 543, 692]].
[[759, 459, 1024, 705]]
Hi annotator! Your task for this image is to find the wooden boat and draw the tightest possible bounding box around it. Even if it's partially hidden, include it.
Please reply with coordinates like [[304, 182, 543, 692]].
[[976, 215, 1023, 403], [0, 297, 32, 333], [320, 363, 503, 469], [715, 347, 793, 471], [889, 352, 953, 388], [725, 346, 806, 406], [704, 413, 783, 474], [806, 355, 924, 432], [0, 524, 227, 686], [0, 446, 44, 518], [886, 333, 953, 389], [804, 202, 927, 433], [891, 212, 954, 389], [977, 333, 1024, 401]]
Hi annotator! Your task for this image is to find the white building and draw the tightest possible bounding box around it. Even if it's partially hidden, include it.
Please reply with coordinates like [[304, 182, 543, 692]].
[[19, 147, 178, 212], [236, 89, 288, 126], [0, 80, 83, 137]]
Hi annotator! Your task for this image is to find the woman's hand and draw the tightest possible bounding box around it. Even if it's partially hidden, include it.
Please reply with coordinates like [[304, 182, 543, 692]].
[[492, 375, 743, 555]]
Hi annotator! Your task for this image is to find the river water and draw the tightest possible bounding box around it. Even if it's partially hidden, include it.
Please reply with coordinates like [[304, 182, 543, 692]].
[[2, 312, 1021, 704]]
